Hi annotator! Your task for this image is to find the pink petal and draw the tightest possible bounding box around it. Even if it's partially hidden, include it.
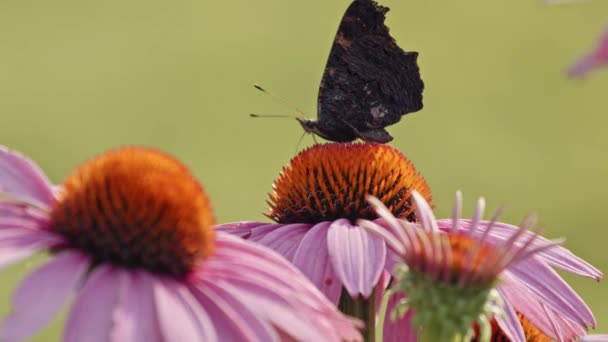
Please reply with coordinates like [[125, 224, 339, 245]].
[[385, 249, 400, 276], [0, 228, 62, 271], [214, 221, 266, 238], [0, 146, 54, 207], [495, 288, 526, 342], [439, 219, 602, 280], [110, 271, 162, 342], [210, 234, 333, 305], [500, 274, 586, 341], [64, 266, 124, 342], [216, 222, 289, 241], [568, 28, 608, 78], [581, 335, 608, 342], [255, 223, 310, 261], [1, 251, 89, 342], [154, 277, 217, 341], [509, 261, 595, 327], [487, 222, 601, 278], [0, 216, 45, 232], [411, 191, 439, 232], [292, 222, 342, 303], [192, 281, 278, 341], [217, 280, 329, 341], [569, 54, 599, 78], [247, 223, 290, 241], [202, 235, 362, 341], [357, 218, 405, 256], [383, 292, 417, 342], [327, 219, 386, 298], [0, 202, 48, 229]]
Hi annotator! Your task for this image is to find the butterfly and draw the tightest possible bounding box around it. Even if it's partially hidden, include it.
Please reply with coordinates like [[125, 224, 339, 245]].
[[297, 0, 424, 143]]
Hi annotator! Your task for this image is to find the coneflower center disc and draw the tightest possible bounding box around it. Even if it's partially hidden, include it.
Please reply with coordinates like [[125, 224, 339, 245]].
[[410, 232, 497, 284], [268, 143, 431, 224], [49, 147, 215, 278]]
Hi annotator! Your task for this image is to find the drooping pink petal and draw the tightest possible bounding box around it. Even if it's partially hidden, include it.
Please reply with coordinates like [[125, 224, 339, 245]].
[[495, 288, 526, 342], [292, 222, 342, 303], [210, 233, 318, 293], [1, 251, 89, 342], [202, 234, 362, 341], [500, 273, 587, 341], [357, 218, 405, 256], [0, 228, 62, 270], [327, 219, 386, 298], [384, 248, 400, 276], [369, 270, 392, 322], [154, 277, 217, 341], [568, 28, 608, 78], [383, 292, 416, 342], [192, 281, 279, 341], [64, 266, 124, 342], [254, 223, 310, 261], [0, 146, 55, 207], [210, 234, 339, 308], [218, 279, 336, 341], [543, 304, 587, 341], [110, 270, 162, 342], [509, 260, 595, 327]]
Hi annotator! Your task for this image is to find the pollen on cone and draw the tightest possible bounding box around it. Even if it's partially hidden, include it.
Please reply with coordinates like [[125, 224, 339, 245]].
[[267, 142, 431, 224], [49, 146, 215, 278]]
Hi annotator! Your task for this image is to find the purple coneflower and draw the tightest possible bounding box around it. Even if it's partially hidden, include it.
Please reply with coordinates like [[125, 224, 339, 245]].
[[217, 142, 432, 339], [359, 191, 603, 342], [0, 146, 361, 342]]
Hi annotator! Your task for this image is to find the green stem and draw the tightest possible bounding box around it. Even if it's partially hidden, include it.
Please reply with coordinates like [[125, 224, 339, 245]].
[[338, 288, 376, 342], [418, 324, 464, 342], [375, 288, 393, 342]]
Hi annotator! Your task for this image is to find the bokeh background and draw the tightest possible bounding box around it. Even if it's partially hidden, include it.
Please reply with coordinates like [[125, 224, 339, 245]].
[[1, 0, 607, 339]]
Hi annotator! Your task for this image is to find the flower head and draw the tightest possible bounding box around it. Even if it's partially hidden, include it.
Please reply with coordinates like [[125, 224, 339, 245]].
[[218, 142, 431, 339], [218, 142, 431, 303], [360, 191, 603, 342], [267, 142, 431, 224], [49, 146, 216, 277], [0, 146, 361, 341]]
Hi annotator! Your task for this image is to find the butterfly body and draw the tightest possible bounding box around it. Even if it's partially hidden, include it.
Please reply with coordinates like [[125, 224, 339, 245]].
[[309, 0, 424, 143]]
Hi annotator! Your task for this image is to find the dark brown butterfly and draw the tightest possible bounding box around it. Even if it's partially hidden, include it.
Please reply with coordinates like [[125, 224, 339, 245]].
[[297, 0, 424, 143]]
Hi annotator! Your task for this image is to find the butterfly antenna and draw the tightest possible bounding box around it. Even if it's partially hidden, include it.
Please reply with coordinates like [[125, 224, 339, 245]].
[[294, 131, 307, 154], [253, 84, 308, 117], [249, 114, 294, 119]]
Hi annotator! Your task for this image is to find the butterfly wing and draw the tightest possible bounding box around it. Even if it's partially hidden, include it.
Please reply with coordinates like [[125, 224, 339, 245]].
[[316, 0, 424, 141]]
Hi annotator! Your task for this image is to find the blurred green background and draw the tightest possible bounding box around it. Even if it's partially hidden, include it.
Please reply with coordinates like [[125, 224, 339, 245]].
[[1, 0, 607, 339]]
